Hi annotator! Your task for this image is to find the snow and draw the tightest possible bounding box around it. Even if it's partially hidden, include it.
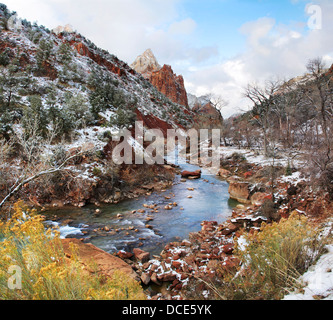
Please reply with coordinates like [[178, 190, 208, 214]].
[[283, 219, 333, 300], [218, 146, 305, 169], [236, 236, 248, 252], [279, 171, 306, 184], [202, 290, 210, 299], [283, 245, 333, 300]]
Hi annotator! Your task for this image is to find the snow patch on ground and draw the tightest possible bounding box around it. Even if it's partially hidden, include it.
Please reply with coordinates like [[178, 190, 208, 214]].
[[218, 147, 305, 169], [279, 171, 306, 184], [284, 220, 333, 300], [284, 244, 333, 300]]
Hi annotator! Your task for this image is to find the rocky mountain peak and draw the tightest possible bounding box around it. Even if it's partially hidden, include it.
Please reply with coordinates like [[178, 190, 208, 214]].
[[187, 93, 223, 130], [52, 24, 75, 35], [130, 48, 161, 76], [147, 64, 189, 107], [131, 50, 188, 107], [187, 93, 211, 110]]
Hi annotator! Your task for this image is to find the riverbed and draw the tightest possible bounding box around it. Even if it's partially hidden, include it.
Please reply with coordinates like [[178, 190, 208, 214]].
[[44, 161, 237, 256]]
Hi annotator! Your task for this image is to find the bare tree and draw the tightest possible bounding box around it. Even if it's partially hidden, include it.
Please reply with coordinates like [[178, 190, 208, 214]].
[[209, 94, 229, 113], [0, 152, 87, 209], [0, 121, 95, 211], [305, 58, 332, 151], [303, 58, 333, 178], [244, 79, 282, 156], [272, 79, 303, 148]]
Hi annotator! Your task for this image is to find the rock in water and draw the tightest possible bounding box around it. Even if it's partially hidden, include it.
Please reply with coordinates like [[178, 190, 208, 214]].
[[181, 170, 202, 179]]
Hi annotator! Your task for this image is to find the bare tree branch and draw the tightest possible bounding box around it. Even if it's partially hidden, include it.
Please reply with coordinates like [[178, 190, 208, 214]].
[[0, 150, 87, 209]]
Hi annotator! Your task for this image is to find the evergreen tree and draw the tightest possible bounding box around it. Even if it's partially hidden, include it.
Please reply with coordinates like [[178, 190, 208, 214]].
[[0, 110, 13, 140], [0, 48, 10, 66], [57, 43, 73, 66], [109, 105, 137, 129], [0, 4, 10, 30], [109, 95, 137, 129], [22, 95, 48, 138], [35, 39, 54, 72], [64, 92, 94, 128], [0, 61, 28, 119], [88, 68, 118, 118]]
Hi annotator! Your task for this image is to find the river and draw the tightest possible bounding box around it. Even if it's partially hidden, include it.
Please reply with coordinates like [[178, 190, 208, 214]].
[[44, 160, 237, 256]]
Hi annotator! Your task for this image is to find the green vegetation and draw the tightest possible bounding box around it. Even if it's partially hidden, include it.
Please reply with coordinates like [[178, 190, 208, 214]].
[[36, 39, 54, 71]]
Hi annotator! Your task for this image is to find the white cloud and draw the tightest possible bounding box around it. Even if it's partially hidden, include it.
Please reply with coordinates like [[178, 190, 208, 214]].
[[186, 0, 333, 118], [240, 17, 276, 55], [168, 18, 197, 35], [7, 0, 183, 62], [7, 0, 219, 72]]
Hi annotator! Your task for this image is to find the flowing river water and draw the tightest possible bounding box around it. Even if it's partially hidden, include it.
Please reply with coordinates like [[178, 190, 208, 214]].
[[44, 160, 238, 256]]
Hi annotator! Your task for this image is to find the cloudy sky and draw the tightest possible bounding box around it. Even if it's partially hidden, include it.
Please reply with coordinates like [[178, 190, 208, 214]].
[[5, 0, 333, 117]]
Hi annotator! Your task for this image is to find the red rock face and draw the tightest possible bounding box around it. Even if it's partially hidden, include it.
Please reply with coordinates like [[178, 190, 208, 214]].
[[147, 65, 189, 107], [191, 101, 224, 130], [61, 239, 139, 281], [74, 42, 127, 77], [135, 109, 174, 138], [56, 33, 130, 78]]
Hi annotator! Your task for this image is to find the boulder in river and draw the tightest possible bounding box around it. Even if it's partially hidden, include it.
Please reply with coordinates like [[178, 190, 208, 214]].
[[228, 177, 253, 204], [181, 170, 202, 179], [133, 248, 150, 263]]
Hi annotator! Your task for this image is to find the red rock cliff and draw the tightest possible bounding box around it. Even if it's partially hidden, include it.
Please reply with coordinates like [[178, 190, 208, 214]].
[[148, 64, 189, 107], [131, 50, 189, 108]]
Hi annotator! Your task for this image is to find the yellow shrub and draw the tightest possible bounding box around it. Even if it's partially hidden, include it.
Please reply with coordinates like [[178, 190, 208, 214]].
[[208, 212, 328, 300], [0, 201, 146, 300], [231, 212, 327, 299]]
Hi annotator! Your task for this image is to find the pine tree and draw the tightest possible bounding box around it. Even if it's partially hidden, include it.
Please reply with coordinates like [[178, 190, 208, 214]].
[[88, 69, 117, 118], [64, 93, 93, 128], [22, 95, 48, 138], [0, 48, 10, 66], [0, 4, 10, 31], [0, 110, 13, 140], [0, 61, 27, 119], [109, 106, 136, 129], [57, 43, 73, 66], [35, 39, 54, 72]]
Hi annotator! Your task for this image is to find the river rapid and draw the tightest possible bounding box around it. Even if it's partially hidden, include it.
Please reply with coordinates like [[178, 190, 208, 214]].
[[44, 160, 237, 256]]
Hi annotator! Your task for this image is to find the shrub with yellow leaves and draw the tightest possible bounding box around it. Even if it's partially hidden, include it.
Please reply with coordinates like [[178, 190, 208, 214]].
[[208, 212, 328, 300], [0, 201, 146, 300]]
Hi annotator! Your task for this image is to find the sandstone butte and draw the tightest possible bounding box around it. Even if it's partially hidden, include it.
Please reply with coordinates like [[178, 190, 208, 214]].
[[147, 64, 189, 108], [131, 49, 189, 107], [130, 49, 224, 130]]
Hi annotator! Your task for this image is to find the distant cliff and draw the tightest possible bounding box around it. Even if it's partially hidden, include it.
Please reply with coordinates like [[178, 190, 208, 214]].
[[131, 50, 189, 107]]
